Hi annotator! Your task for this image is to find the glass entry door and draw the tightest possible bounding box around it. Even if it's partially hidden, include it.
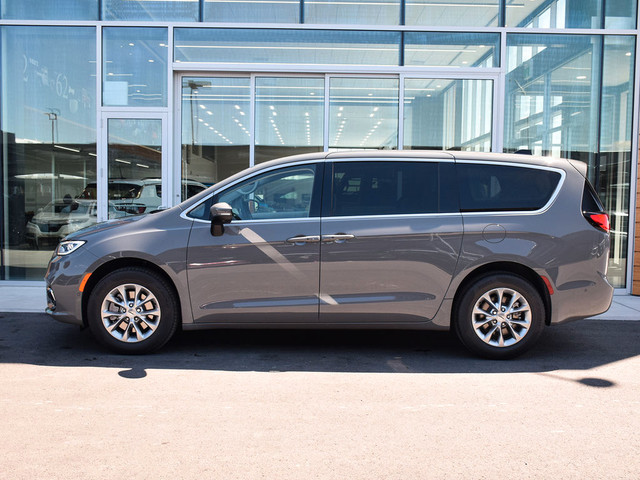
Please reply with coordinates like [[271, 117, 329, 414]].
[[98, 114, 168, 221]]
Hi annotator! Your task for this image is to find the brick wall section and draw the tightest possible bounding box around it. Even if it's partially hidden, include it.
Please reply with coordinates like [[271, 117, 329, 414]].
[[634, 134, 640, 295]]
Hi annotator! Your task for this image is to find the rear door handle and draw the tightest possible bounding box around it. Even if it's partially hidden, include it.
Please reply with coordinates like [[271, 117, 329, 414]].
[[321, 234, 355, 244], [285, 235, 320, 245]]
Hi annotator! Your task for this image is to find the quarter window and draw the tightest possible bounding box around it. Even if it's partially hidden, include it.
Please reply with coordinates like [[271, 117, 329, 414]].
[[330, 161, 457, 216], [457, 163, 561, 212]]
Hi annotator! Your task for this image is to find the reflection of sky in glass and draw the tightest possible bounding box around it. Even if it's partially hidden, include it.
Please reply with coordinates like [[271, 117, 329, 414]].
[[405, 33, 500, 68], [1, 26, 96, 144], [103, 0, 198, 21], [305, 0, 400, 25], [175, 29, 400, 66], [406, 0, 498, 27], [103, 27, 168, 107], [1, 0, 98, 20], [204, 0, 299, 22]]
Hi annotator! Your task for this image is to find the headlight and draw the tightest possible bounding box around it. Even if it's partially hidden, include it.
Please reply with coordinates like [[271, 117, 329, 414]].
[[56, 240, 86, 256]]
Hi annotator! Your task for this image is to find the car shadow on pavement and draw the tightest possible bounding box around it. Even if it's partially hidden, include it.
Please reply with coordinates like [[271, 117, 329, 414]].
[[0, 313, 638, 376]]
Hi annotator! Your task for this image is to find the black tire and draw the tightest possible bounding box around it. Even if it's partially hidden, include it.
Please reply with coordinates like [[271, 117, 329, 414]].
[[454, 273, 545, 359], [87, 267, 179, 354]]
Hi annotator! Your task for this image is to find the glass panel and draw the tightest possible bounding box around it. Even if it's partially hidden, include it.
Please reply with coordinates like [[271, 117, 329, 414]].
[[106, 119, 163, 218], [505, 33, 634, 288], [404, 33, 500, 68], [103, 0, 198, 21], [329, 78, 398, 150], [175, 29, 401, 66], [218, 165, 317, 220], [605, 0, 637, 29], [331, 162, 444, 216], [1, 0, 98, 19], [255, 77, 324, 164], [404, 79, 493, 152], [598, 36, 635, 288], [204, 0, 299, 23], [103, 28, 168, 107], [181, 77, 250, 200], [457, 164, 562, 212], [504, 34, 600, 166], [305, 0, 400, 25], [1, 26, 96, 280], [506, 0, 601, 28], [405, 0, 498, 27]]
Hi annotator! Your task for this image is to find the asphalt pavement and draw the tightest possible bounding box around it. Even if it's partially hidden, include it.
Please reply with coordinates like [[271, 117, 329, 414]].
[[1, 311, 639, 479]]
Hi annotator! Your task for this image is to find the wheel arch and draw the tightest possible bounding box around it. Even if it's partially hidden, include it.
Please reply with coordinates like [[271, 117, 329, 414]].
[[451, 261, 552, 326], [81, 257, 183, 328]]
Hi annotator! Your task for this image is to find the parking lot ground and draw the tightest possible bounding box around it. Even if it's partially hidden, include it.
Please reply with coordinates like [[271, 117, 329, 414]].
[[1, 313, 639, 479]]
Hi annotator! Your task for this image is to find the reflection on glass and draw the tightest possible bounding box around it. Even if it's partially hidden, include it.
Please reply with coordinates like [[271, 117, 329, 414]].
[[181, 77, 251, 199], [404, 33, 500, 68], [404, 79, 493, 152], [305, 0, 400, 25], [406, 0, 498, 27], [103, 0, 198, 21], [605, 0, 637, 29], [1, 0, 98, 19], [504, 33, 635, 288], [175, 29, 401, 66], [598, 36, 635, 287], [329, 78, 398, 150], [506, 0, 602, 28], [505, 35, 599, 165], [218, 166, 317, 220], [107, 119, 164, 218], [255, 77, 324, 164], [1, 26, 96, 280], [103, 27, 168, 107], [204, 0, 299, 22]]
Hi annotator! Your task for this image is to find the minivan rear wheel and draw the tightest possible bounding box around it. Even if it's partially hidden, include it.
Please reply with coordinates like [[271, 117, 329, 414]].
[[454, 274, 544, 359], [87, 267, 179, 354]]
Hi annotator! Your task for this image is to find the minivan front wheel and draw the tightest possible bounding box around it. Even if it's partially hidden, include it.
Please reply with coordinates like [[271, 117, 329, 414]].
[[87, 267, 179, 354], [455, 274, 544, 359]]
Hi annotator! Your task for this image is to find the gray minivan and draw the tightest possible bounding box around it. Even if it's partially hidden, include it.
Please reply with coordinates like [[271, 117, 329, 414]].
[[45, 151, 613, 359]]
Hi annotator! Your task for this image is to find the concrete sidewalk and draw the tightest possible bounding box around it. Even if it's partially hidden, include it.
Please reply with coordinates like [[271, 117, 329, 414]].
[[1, 284, 639, 320]]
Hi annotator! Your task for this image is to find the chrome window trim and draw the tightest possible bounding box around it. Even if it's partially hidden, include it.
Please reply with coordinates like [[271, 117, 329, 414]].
[[190, 216, 321, 225], [320, 212, 462, 221], [182, 156, 567, 223], [188, 211, 461, 225], [328, 156, 455, 163]]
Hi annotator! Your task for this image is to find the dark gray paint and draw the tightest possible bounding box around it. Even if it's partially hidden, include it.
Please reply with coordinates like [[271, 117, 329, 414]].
[[45, 150, 613, 335]]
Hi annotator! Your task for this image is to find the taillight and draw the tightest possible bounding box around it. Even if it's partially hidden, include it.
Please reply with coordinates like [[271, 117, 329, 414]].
[[584, 211, 610, 233], [138, 206, 146, 214]]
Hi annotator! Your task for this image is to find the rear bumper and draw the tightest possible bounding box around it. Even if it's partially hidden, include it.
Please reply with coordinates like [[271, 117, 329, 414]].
[[549, 271, 614, 324]]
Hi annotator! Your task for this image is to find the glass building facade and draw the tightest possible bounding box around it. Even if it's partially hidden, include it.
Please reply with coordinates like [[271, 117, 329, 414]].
[[0, 0, 638, 289]]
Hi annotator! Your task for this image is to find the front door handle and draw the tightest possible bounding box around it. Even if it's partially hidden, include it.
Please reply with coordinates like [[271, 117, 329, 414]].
[[321, 234, 355, 244], [286, 235, 320, 245]]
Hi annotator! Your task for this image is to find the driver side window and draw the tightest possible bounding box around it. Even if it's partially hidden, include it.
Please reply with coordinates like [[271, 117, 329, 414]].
[[217, 165, 318, 221]]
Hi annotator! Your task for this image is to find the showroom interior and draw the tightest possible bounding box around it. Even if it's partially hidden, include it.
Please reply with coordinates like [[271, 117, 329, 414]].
[[0, 0, 638, 294]]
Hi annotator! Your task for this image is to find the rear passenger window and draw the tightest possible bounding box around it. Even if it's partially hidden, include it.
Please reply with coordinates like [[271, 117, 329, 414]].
[[457, 163, 561, 212], [330, 161, 457, 216]]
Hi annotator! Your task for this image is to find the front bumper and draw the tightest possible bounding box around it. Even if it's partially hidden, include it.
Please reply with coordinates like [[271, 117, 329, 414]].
[[45, 247, 99, 327]]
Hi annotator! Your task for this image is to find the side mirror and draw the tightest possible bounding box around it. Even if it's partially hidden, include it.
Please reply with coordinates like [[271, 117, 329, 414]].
[[210, 202, 233, 236]]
